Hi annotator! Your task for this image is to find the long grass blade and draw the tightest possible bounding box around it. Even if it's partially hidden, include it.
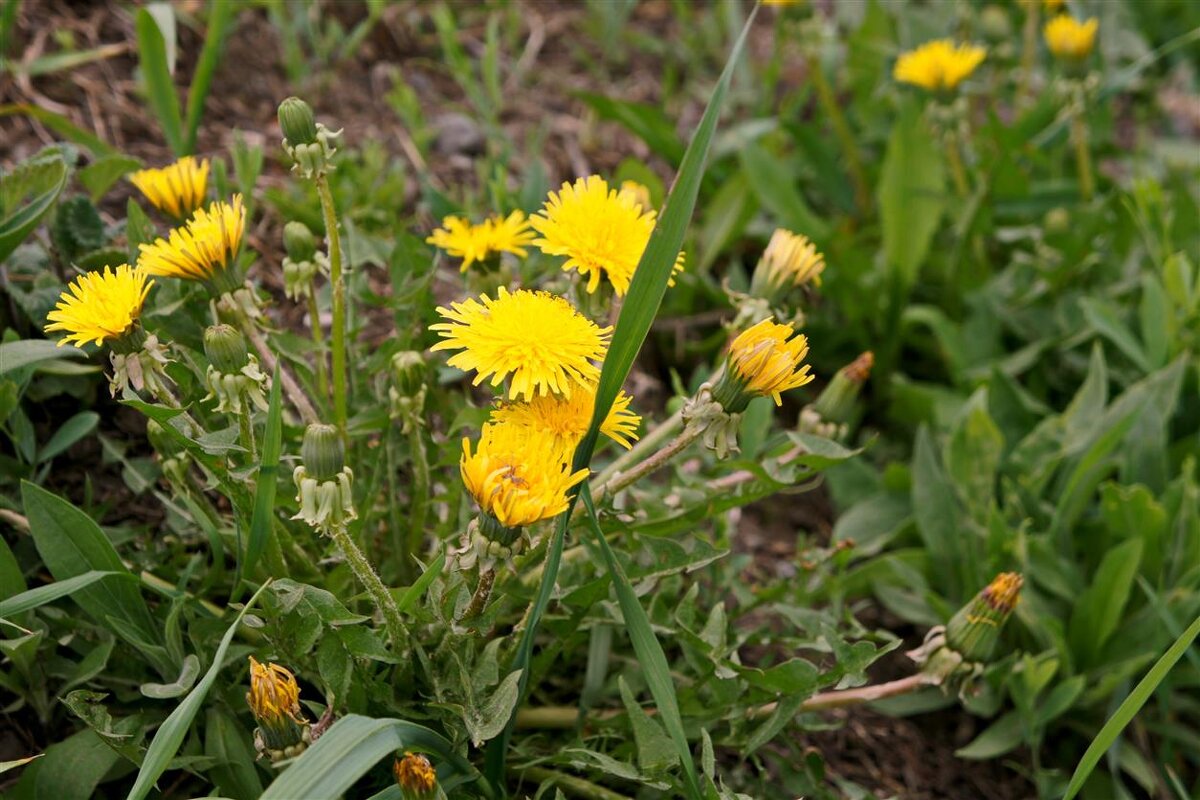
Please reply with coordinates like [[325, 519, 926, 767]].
[[1063, 613, 1200, 800], [580, 483, 702, 798], [0, 104, 118, 156], [243, 364, 283, 586], [135, 6, 185, 155], [183, 0, 235, 153], [125, 581, 271, 800], [0, 570, 128, 618], [483, 5, 758, 791]]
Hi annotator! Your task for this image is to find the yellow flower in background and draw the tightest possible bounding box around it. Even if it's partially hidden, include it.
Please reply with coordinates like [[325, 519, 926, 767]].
[[491, 384, 641, 451], [427, 211, 535, 272], [1043, 0, 1066, 13], [431, 287, 610, 400], [894, 39, 986, 92], [44, 264, 153, 348], [460, 422, 588, 528], [727, 318, 814, 405], [1044, 15, 1098, 60], [138, 194, 246, 286], [751, 229, 826, 297], [532, 175, 683, 296], [617, 180, 653, 212], [393, 752, 437, 798], [129, 156, 209, 220]]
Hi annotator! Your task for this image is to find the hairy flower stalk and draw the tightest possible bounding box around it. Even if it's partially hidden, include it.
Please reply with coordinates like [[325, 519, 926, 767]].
[[389, 352, 431, 575], [247, 657, 311, 761], [293, 423, 405, 647], [283, 221, 330, 398]]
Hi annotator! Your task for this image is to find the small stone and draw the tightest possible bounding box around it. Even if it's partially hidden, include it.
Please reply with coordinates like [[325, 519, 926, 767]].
[[433, 112, 484, 156]]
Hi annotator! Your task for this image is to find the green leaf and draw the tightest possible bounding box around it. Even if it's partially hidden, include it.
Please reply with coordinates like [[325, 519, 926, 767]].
[[125, 582, 270, 800], [1064, 614, 1200, 800], [0, 570, 127, 618], [38, 411, 99, 463], [954, 711, 1023, 759], [135, 5, 185, 155], [205, 708, 263, 800], [0, 755, 41, 775], [1068, 538, 1143, 667], [619, 676, 680, 772], [393, 552, 445, 614], [877, 102, 946, 285], [0, 340, 86, 376], [945, 388, 1003, 515], [1080, 297, 1151, 373], [739, 143, 828, 242], [33, 728, 120, 800], [0, 104, 117, 157], [244, 365, 282, 582], [261, 715, 488, 799], [911, 426, 964, 598], [575, 91, 685, 164], [78, 155, 142, 202], [0, 147, 68, 263], [582, 484, 702, 799], [183, 0, 236, 153], [465, 669, 524, 748]]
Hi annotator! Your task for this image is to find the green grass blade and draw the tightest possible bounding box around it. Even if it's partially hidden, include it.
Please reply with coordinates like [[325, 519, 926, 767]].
[[135, 6, 185, 155], [243, 364, 283, 584], [394, 552, 446, 615], [183, 0, 235, 154], [125, 581, 271, 800], [483, 6, 758, 790], [261, 714, 491, 799], [580, 483, 702, 799], [1063, 613, 1200, 800], [0, 104, 118, 157], [0, 570, 129, 618]]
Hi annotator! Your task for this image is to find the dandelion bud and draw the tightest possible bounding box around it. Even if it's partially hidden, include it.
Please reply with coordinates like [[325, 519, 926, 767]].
[[391, 351, 427, 398], [204, 324, 250, 373], [979, 6, 1011, 44], [749, 229, 826, 301], [394, 752, 437, 799], [712, 318, 815, 414], [247, 656, 311, 761], [283, 221, 318, 261], [301, 423, 344, 481], [945, 572, 1023, 663], [278, 97, 318, 146], [810, 351, 873, 425]]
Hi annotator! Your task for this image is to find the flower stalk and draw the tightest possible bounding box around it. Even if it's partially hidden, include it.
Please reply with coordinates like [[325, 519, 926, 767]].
[[316, 176, 348, 441], [328, 522, 406, 649], [1070, 110, 1094, 201], [807, 55, 870, 215]]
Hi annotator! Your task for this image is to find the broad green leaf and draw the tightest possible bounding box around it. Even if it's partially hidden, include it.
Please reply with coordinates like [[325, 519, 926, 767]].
[[205, 708, 263, 800], [1064, 614, 1200, 800], [262, 715, 488, 799], [877, 102, 946, 285], [619, 676, 679, 772], [945, 389, 1003, 516], [0, 147, 68, 263], [126, 582, 270, 800], [244, 365, 282, 582], [0, 340, 86, 376], [135, 6, 185, 155], [78, 155, 142, 202], [38, 411, 99, 463], [955, 711, 1023, 759], [911, 426, 964, 598], [0, 537, 25, 601], [33, 728, 119, 800], [739, 143, 828, 242], [1068, 538, 1143, 667], [393, 552, 445, 614], [1080, 297, 1151, 373]]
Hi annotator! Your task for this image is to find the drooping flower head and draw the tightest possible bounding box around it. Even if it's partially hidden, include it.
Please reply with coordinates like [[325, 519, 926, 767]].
[[427, 211, 535, 272], [491, 384, 641, 452], [894, 39, 986, 93], [945, 572, 1023, 662], [44, 264, 153, 349], [246, 656, 310, 757], [1044, 15, 1098, 62], [138, 195, 246, 294], [431, 287, 610, 400], [393, 752, 437, 799], [720, 318, 815, 409], [461, 422, 589, 532], [750, 229, 826, 299], [129, 156, 210, 221], [531, 175, 683, 296]]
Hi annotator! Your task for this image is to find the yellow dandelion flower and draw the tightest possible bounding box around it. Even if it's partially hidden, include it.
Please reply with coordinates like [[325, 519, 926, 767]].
[[138, 195, 246, 290], [1044, 16, 1098, 61], [44, 264, 153, 348], [394, 752, 437, 797], [431, 287, 610, 400], [751, 229, 826, 297], [533, 175, 681, 296], [894, 39, 986, 92], [246, 656, 306, 727], [460, 422, 589, 529], [427, 211, 534, 272], [129, 156, 209, 221], [727, 318, 815, 406], [486, 210, 536, 257], [491, 384, 640, 451], [617, 180, 653, 213]]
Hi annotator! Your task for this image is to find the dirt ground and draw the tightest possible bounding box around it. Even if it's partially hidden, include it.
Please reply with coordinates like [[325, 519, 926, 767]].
[[1, 2, 1035, 797]]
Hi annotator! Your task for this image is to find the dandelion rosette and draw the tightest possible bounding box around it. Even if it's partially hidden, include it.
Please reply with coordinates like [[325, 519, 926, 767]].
[[129, 156, 210, 221], [393, 752, 437, 798], [750, 228, 827, 299], [491, 384, 641, 452], [246, 656, 311, 759], [44, 264, 153, 350], [138, 195, 247, 294], [893, 39, 986, 93], [431, 287, 610, 400], [531, 175, 684, 296], [460, 422, 588, 535], [1044, 15, 1098, 62]]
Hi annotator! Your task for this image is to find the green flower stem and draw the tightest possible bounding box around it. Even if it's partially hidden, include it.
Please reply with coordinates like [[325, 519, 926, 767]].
[[593, 408, 683, 487], [307, 291, 328, 400], [237, 408, 258, 462], [384, 429, 406, 577], [235, 313, 319, 424], [808, 55, 871, 215], [1018, 2, 1039, 107], [315, 176, 347, 441], [594, 423, 701, 502], [328, 523, 405, 648], [405, 420, 431, 570], [1070, 110, 1095, 201], [513, 766, 630, 800], [945, 131, 971, 198]]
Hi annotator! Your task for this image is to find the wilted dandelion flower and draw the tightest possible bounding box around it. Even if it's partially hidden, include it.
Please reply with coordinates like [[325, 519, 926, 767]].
[[427, 211, 535, 272], [431, 287, 610, 400], [946, 572, 1023, 662], [247, 656, 311, 759], [723, 318, 814, 407], [129, 156, 209, 221], [138, 195, 246, 292], [393, 752, 437, 798], [893, 39, 986, 92], [1044, 15, 1098, 61], [491, 385, 641, 451], [751, 229, 826, 298], [44, 264, 153, 349], [460, 422, 588, 530]]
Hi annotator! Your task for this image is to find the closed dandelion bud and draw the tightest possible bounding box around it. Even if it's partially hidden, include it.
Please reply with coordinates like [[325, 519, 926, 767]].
[[1044, 206, 1071, 234], [293, 424, 355, 534], [302, 423, 344, 481], [202, 325, 269, 415], [946, 572, 1023, 663], [278, 97, 318, 146], [391, 351, 427, 397], [204, 324, 249, 373], [394, 752, 437, 799], [247, 656, 311, 761], [283, 221, 318, 261], [810, 351, 873, 424], [749, 229, 826, 302]]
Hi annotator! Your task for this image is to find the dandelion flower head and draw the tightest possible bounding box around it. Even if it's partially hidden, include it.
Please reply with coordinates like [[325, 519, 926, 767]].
[[138, 194, 246, 286], [427, 211, 535, 272], [727, 318, 815, 405], [893, 39, 986, 92], [44, 264, 153, 348], [1044, 15, 1098, 60], [129, 156, 209, 220], [491, 384, 641, 451]]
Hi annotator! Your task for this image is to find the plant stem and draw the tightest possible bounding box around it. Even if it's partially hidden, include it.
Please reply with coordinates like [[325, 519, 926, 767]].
[[328, 524, 406, 649], [240, 317, 319, 424], [307, 291, 328, 400], [316, 176, 347, 441], [385, 429, 406, 578], [808, 55, 871, 215], [405, 421, 431, 571], [593, 408, 683, 488], [595, 423, 701, 502], [945, 131, 971, 198], [1018, 1, 1039, 108], [463, 566, 496, 621], [237, 408, 258, 462], [514, 766, 630, 800], [1070, 110, 1095, 201]]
